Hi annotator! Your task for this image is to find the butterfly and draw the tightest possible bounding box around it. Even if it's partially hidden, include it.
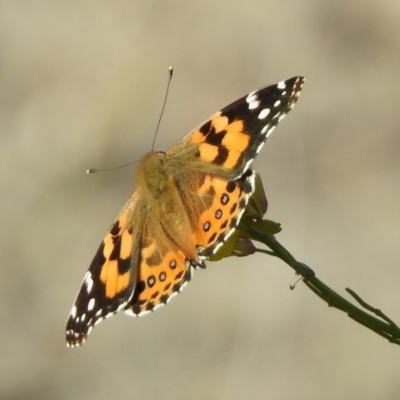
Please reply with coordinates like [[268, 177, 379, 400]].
[[66, 76, 305, 347]]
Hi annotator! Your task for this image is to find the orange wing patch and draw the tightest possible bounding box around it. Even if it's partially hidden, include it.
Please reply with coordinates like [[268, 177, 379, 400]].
[[198, 142, 219, 163], [190, 113, 250, 171], [98, 207, 135, 299]]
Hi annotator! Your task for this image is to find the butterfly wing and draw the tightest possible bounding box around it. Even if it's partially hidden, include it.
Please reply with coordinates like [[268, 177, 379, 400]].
[[124, 217, 193, 316], [66, 193, 141, 347], [167, 76, 304, 257], [167, 168, 255, 258], [168, 76, 305, 179]]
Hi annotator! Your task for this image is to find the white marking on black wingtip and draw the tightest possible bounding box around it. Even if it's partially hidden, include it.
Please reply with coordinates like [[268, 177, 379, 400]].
[[87, 298, 95, 311], [258, 108, 270, 120], [84, 272, 94, 294], [70, 305, 77, 318], [246, 91, 257, 103], [265, 125, 276, 138], [248, 99, 260, 110], [246, 91, 261, 110], [277, 80, 286, 89]]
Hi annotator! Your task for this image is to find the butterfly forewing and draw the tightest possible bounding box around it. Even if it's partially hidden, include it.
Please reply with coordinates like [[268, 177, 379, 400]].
[[66, 195, 140, 347], [169, 76, 304, 179]]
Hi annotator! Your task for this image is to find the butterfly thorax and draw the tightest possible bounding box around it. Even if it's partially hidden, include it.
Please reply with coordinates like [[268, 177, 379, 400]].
[[136, 151, 173, 200]]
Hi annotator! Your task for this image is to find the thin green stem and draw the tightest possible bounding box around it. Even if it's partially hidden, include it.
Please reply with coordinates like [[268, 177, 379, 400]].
[[255, 248, 277, 257], [245, 221, 400, 346]]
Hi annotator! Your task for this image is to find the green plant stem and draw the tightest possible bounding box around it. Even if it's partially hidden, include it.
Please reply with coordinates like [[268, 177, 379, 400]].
[[247, 223, 400, 346]]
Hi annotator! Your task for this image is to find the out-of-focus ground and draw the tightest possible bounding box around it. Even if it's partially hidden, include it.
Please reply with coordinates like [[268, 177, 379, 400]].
[[1, 1, 400, 399]]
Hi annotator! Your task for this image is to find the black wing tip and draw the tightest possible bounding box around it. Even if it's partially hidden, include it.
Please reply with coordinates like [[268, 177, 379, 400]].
[[65, 319, 89, 347]]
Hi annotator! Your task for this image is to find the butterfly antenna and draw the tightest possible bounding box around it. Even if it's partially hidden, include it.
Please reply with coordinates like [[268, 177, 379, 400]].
[[151, 66, 174, 152], [87, 67, 173, 174], [87, 161, 138, 174]]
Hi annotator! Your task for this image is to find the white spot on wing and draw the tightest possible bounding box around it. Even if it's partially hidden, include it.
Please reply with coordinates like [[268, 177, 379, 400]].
[[246, 91, 257, 103], [167, 291, 179, 302], [246, 91, 260, 110], [255, 140, 265, 154], [84, 272, 94, 294], [277, 80, 286, 89], [87, 298, 95, 311], [248, 100, 260, 110], [258, 108, 270, 120], [266, 126, 276, 138], [243, 158, 253, 173], [274, 100, 281, 107], [152, 303, 165, 312]]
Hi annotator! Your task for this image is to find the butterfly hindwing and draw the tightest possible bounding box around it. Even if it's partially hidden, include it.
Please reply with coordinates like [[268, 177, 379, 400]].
[[172, 168, 255, 258], [123, 209, 194, 316], [124, 240, 193, 316]]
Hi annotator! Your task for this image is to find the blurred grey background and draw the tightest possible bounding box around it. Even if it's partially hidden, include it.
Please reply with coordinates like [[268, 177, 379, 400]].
[[1, 1, 400, 399]]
